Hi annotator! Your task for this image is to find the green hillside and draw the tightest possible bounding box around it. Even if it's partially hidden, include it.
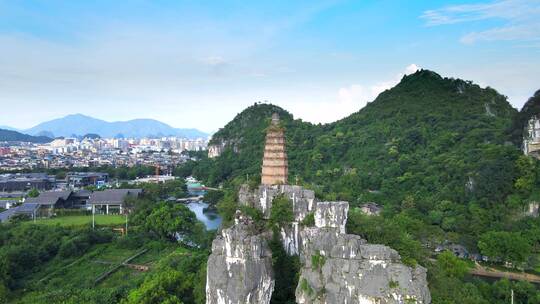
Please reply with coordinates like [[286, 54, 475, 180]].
[[183, 70, 540, 303], [190, 70, 521, 208]]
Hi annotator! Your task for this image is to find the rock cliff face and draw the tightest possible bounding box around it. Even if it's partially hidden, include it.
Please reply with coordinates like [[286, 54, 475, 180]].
[[315, 201, 348, 234], [208, 140, 240, 158], [206, 212, 275, 304], [208, 185, 431, 304], [296, 200, 431, 304], [239, 184, 316, 255], [239, 184, 316, 220], [296, 227, 431, 304], [523, 116, 540, 158]]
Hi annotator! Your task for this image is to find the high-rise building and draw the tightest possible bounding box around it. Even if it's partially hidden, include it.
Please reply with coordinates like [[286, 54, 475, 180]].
[[261, 113, 288, 185]]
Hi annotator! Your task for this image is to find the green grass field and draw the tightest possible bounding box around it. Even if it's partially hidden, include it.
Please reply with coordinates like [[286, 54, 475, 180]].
[[32, 215, 126, 227]]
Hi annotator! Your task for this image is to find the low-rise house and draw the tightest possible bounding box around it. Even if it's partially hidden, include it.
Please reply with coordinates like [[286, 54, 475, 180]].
[[25, 190, 74, 217], [67, 172, 109, 188], [360, 202, 382, 216], [448, 244, 469, 259], [88, 189, 142, 215], [0, 208, 19, 223], [70, 190, 92, 209], [15, 203, 41, 219], [0, 203, 40, 222], [0, 173, 55, 191]]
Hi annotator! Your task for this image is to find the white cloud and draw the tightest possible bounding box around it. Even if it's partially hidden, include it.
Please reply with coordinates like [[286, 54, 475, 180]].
[[337, 64, 420, 107], [461, 24, 540, 44], [421, 0, 540, 44], [202, 56, 227, 66]]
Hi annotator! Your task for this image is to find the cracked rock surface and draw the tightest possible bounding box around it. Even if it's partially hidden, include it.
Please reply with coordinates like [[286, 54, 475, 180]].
[[206, 212, 275, 304], [296, 226, 431, 304]]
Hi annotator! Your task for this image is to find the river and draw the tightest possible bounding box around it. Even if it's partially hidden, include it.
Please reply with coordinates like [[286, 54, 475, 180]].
[[186, 201, 222, 230]]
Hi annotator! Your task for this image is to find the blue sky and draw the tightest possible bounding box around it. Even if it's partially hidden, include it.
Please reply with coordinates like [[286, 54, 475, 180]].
[[0, 0, 539, 133]]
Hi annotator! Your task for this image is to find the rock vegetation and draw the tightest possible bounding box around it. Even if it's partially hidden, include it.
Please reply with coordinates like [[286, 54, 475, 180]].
[[207, 186, 431, 304]]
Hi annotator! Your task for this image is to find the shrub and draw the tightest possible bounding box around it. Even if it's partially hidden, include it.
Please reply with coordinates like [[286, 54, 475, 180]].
[[269, 195, 293, 228], [300, 212, 315, 227]]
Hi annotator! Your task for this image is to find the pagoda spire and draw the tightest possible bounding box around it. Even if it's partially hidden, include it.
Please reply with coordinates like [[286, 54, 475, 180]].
[[261, 113, 288, 185]]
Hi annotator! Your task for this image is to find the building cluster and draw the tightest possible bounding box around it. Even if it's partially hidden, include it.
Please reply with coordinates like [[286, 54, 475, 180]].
[[0, 136, 208, 170], [0, 169, 183, 223], [0, 188, 142, 223], [0, 172, 109, 192]]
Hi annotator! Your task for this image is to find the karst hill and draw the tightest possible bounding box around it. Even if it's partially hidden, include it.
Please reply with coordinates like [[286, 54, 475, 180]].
[[201, 69, 519, 207], [193, 69, 540, 303]]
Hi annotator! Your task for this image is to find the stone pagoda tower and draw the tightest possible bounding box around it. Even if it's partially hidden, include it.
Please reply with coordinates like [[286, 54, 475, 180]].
[[261, 113, 288, 185]]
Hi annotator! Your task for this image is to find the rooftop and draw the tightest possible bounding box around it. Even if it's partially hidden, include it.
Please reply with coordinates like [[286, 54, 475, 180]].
[[87, 189, 142, 205], [25, 190, 72, 205]]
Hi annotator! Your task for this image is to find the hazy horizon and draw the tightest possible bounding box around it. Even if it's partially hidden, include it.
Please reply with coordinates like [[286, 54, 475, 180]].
[[1, 0, 539, 133]]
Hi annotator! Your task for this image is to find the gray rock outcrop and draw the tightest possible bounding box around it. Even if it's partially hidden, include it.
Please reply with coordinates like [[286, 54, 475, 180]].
[[239, 184, 316, 255], [315, 201, 348, 234], [206, 212, 275, 304], [207, 185, 431, 304], [239, 184, 316, 220], [523, 116, 540, 158], [296, 227, 431, 304], [295, 202, 431, 304]]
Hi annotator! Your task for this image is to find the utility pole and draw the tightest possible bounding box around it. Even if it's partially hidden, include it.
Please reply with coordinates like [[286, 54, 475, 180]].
[[511, 289, 514, 304], [125, 211, 128, 236], [92, 204, 95, 230]]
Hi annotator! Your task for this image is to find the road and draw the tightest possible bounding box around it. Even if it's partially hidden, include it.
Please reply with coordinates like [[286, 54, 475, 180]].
[[471, 262, 540, 283]]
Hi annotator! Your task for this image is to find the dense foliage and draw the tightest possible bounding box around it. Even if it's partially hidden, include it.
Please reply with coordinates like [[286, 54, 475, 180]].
[[0, 224, 113, 292], [184, 70, 540, 302], [0, 179, 213, 304]]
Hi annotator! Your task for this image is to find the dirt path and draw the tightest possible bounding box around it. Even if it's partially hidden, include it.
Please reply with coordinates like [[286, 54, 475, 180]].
[[470, 263, 540, 283]]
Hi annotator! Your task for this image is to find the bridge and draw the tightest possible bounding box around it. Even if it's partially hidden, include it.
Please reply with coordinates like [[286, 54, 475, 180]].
[[176, 195, 204, 202], [188, 186, 220, 191]]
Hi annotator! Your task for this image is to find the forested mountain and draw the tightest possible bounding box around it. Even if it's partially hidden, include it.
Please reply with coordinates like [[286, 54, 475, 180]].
[[180, 70, 540, 302], [192, 70, 520, 208], [0, 129, 52, 143]]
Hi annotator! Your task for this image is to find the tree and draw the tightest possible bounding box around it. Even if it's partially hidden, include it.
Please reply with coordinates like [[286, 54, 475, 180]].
[[204, 190, 224, 206], [27, 189, 39, 198], [0, 281, 8, 304], [268, 195, 293, 229], [145, 203, 203, 243], [216, 191, 238, 226], [436, 251, 470, 279], [269, 232, 300, 304], [125, 251, 209, 304], [478, 231, 531, 265]]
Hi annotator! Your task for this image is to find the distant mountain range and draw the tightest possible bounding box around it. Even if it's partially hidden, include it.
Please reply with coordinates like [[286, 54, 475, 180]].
[[2, 114, 208, 139], [0, 129, 52, 143]]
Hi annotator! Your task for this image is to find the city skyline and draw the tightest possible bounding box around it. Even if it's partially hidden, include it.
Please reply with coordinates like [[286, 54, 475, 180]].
[[1, 0, 539, 133]]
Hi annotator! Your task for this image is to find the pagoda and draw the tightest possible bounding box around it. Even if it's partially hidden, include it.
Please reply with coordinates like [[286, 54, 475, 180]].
[[261, 113, 288, 185]]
